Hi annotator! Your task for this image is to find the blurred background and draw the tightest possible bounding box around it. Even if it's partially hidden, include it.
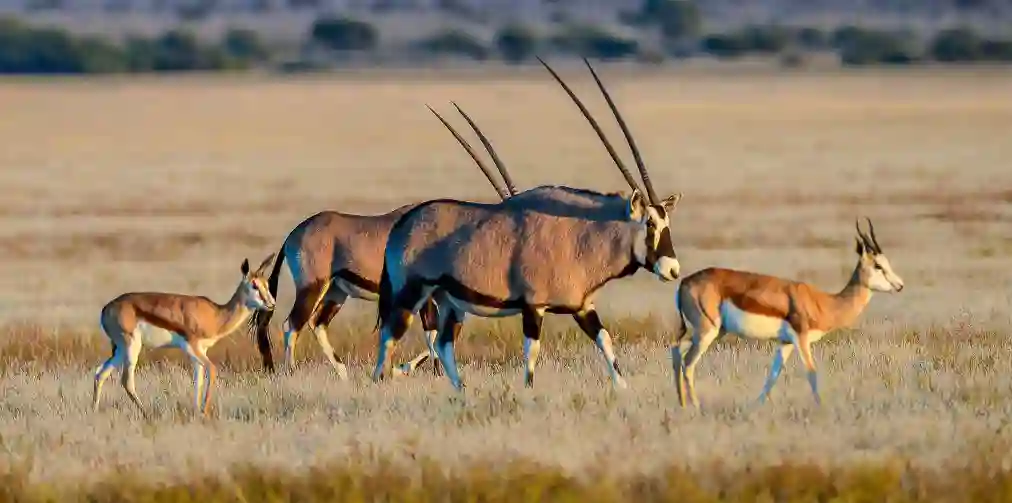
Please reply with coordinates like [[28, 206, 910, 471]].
[[0, 0, 1011, 73]]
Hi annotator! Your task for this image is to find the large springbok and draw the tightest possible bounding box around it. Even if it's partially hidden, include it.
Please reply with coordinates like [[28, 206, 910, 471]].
[[373, 58, 683, 391], [248, 106, 517, 378], [672, 219, 904, 408], [93, 253, 277, 419]]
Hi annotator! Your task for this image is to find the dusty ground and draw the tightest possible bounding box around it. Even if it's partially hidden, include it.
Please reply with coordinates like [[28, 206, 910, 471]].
[[0, 65, 1011, 488]]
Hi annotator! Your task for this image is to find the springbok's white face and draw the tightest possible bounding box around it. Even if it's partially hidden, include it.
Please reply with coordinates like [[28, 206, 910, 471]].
[[240, 254, 277, 311], [855, 220, 904, 293], [630, 190, 682, 282]]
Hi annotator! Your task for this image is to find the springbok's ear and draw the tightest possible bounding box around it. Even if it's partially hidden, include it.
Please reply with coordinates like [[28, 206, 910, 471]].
[[662, 193, 682, 212], [854, 237, 866, 257], [241, 258, 251, 277], [255, 253, 276, 276], [628, 189, 646, 220]]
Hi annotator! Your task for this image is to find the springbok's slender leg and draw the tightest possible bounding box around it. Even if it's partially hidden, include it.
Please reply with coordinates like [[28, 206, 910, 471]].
[[757, 342, 795, 404], [681, 327, 721, 408], [92, 347, 124, 412], [120, 334, 148, 420]]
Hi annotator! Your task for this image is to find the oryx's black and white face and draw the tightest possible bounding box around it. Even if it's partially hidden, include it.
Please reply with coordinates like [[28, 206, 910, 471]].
[[630, 190, 681, 282], [240, 253, 277, 311]]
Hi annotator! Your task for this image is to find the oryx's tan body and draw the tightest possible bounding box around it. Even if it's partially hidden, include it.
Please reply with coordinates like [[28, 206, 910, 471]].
[[388, 194, 643, 313], [374, 58, 684, 391]]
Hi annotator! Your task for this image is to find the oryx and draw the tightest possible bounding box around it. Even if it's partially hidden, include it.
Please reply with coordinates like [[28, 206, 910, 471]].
[[373, 58, 683, 391]]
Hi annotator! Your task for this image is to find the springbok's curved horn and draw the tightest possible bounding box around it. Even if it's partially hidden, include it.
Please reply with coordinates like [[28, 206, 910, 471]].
[[451, 102, 517, 197], [855, 219, 874, 252], [582, 58, 659, 206], [866, 217, 882, 253], [427, 105, 509, 200], [536, 56, 643, 197]]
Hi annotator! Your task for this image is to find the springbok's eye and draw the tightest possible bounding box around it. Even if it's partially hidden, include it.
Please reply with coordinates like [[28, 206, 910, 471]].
[[874, 263, 884, 271]]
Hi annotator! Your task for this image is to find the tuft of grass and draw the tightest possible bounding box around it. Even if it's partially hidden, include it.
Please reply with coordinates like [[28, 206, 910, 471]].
[[4, 454, 1012, 502]]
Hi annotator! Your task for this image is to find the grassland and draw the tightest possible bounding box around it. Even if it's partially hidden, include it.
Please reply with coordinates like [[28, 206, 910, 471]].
[[1, 65, 1011, 501]]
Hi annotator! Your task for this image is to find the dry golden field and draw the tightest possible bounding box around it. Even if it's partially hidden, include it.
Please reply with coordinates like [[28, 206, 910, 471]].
[[2, 65, 1012, 501]]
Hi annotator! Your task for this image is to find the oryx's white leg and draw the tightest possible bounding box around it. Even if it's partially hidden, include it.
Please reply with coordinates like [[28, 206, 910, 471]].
[[120, 334, 148, 420], [433, 299, 466, 391], [396, 300, 441, 377], [282, 319, 299, 372], [757, 342, 795, 404], [574, 308, 627, 389], [521, 307, 545, 388], [309, 294, 350, 380], [282, 282, 330, 373]]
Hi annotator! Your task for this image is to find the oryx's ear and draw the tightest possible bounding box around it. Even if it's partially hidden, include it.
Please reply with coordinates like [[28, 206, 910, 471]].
[[627, 189, 646, 221], [255, 253, 276, 276], [854, 237, 866, 256], [661, 193, 682, 212], [241, 258, 251, 277]]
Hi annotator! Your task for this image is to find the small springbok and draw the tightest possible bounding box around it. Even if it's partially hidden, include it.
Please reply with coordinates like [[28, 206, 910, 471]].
[[93, 253, 277, 419], [672, 219, 904, 408]]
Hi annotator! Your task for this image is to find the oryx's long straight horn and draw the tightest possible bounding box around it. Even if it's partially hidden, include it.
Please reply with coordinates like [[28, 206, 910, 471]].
[[582, 58, 659, 205], [451, 102, 517, 197], [536, 56, 644, 196], [427, 104, 509, 199]]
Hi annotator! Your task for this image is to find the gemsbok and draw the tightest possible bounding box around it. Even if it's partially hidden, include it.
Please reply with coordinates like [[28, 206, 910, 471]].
[[671, 218, 904, 408], [93, 253, 278, 419], [373, 57, 683, 391], [248, 104, 517, 379], [393, 99, 679, 378]]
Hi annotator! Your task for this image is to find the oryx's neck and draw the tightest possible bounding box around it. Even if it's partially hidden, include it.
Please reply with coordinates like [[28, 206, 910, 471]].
[[576, 220, 640, 297], [211, 287, 253, 337], [827, 266, 873, 327]]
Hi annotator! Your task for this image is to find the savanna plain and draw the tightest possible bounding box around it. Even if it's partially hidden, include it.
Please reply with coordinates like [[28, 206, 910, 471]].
[[1, 65, 1012, 502]]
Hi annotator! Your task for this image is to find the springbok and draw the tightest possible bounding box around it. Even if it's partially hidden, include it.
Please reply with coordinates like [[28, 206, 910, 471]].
[[671, 219, 904, 408], [93, 253, 277, 419], [373, 58, 683, 391], [248, 105, 517, 379]]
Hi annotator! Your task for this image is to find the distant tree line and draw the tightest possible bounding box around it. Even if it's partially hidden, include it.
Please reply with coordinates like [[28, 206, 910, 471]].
[[0, 17, 269, 73], [2, 0, 1012, 74]]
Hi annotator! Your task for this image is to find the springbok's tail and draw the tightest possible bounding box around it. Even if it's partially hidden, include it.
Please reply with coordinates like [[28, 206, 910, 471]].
[[248, 243, 286, 373], [673, 283, 688, 341]]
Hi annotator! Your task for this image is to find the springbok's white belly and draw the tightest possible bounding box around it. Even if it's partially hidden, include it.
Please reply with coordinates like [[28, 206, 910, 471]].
[[719, 301, 790, 341], [136, 322, 186, 349]]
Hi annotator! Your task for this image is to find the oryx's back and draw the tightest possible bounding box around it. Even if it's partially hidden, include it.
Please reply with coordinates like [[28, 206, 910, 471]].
[[287, 205, 413, 286]]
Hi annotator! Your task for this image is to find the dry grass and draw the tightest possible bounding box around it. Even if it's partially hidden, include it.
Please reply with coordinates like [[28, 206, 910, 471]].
[[1, 66, 1011, 499]]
